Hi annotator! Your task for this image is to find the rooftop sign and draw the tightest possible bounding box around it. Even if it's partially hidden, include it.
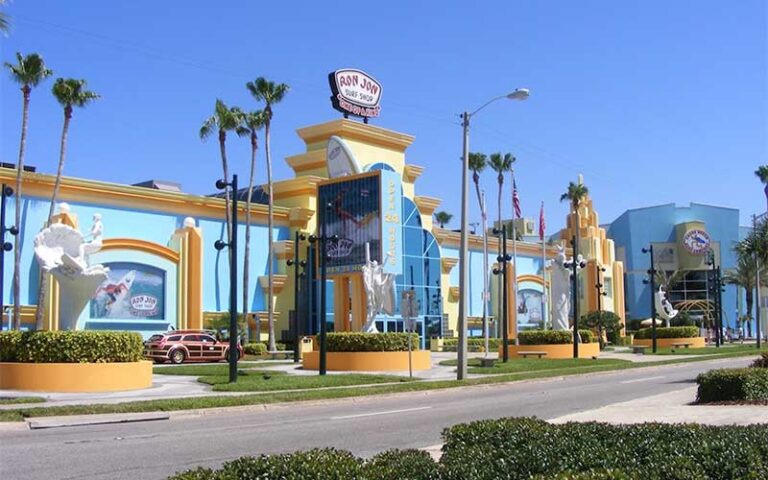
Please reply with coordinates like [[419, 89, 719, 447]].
[[328, 69, 382, 120]]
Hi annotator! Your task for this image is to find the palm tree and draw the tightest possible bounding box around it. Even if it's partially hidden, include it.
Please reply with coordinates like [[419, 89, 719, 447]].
[[434, 211, 453, 228], [560, 181, 589, 238], [35, 78, 100, 325], [488, 153, 515, 233], [200, 99, 243, 245], [469, 152, 487, 217], [0, 0, 10, 34], [4, 52, 53, 329], [237, 110, 266, 342], [724, 251, 768, 337], [246, 77, 289, 352], [756, 165, 768, 211]]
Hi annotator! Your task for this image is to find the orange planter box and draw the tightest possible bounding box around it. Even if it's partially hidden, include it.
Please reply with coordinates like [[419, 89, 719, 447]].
[[302, 351, 431, 371], [633, 337, 706, 349], [0, 361, 153, 392], [498, 342, 601, 359]]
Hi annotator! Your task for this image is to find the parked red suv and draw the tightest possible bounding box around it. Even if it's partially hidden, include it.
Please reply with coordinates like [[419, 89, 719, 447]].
[[144, 330, 244, 364]]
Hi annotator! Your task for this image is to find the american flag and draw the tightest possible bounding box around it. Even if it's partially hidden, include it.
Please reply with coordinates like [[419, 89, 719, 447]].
[[539, 201, 546, 241], [512, 176, 522, 219]]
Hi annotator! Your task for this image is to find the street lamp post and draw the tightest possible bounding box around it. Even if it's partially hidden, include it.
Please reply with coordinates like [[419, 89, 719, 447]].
[[0, 185, 18, 329], [214, 175, 239, 383], [492, 227, 512, 362], [707, 251, 721, 347], [458, 88, 529, 380], [308, 202, 337, 376], [642, 245, 657, 353], [595, 264, 606, 349], [286, 231, 307, 363], [569, 237, 585, 358]]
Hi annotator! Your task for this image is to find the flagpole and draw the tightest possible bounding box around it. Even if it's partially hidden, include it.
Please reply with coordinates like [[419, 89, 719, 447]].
[[511, 171, 519, 343], [540, 201, 547, 329]]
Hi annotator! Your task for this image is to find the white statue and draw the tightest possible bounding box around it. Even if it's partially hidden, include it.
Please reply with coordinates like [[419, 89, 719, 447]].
[[361, 243, 396, 333], [33, 215, 108, 330], [546, 245, 585, 331], [655, 286, 678, 325]]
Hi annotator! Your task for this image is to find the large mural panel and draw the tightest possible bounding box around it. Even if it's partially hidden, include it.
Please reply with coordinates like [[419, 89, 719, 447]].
[[90, 262, 166, 320]]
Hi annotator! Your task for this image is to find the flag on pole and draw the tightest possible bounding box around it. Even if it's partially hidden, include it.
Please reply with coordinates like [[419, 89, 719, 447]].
[[512, 176, 522, 219], [539, 201, 546, 241]]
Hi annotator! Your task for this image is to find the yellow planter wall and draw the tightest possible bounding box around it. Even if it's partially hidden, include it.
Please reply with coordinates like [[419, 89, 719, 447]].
[[0, 361, 153, 392], [498, 342, 601, 359], [302, 351, 431, 371], [633, 337, 706, 349]]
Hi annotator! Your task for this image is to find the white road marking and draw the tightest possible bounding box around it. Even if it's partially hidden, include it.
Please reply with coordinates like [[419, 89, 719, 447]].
[[330, 406, 432, 420], [620, 375, 666, 384]]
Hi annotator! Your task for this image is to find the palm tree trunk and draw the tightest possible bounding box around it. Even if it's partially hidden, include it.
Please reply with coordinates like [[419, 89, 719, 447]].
[[35, 108, 71, 327], [265, 120, 276, 351], [747, 288, 754, 337], [243, 135, 257, 343], [219, 131, 231, 244], [11, 85, 30, 330]]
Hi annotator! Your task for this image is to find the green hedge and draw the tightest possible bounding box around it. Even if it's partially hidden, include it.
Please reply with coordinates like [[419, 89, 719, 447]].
[[634, 326, 698, 339], [243, 342, 267, 356], [517, 330, 594, 345], [326, 332, 420, 352], [443, 338, 500, 352], [440, 417, 768, 479], [751, 352, 768, 368], [696, 368, 768, 403], [167, 419, 768, 480], [0, 330, 143, 363]]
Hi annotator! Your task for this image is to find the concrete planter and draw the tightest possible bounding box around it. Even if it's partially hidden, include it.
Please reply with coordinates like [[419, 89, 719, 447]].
[[0, 360, 153, 392], [633, 337, 706, 349], [498, 342, 601, 359], [302, 351, 432, 371]]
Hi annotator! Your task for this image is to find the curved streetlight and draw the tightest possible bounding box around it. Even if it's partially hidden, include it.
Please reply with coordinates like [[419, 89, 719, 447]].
[[457, 88, 529, 380]]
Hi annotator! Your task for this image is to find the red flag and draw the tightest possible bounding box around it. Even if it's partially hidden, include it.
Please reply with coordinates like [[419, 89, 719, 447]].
[[539, 201, 546, 241], [512, 177, 522, 219]]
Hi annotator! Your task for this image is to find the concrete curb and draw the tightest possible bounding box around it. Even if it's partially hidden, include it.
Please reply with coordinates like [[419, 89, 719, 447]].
[[26, 412, 170, 429]]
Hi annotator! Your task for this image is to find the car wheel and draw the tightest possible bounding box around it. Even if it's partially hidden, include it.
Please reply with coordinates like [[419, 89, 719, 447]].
[[170, 349, 186, 365]]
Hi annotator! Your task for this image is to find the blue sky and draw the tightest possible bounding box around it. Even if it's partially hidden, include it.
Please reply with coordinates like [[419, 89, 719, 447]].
[[1, 0, 766, 230]]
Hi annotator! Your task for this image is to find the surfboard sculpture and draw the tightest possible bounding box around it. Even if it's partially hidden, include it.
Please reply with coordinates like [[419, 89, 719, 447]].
[[326, 135, 362, 178]]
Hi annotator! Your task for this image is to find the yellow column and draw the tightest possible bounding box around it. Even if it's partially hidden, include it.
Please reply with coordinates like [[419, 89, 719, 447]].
[[333, 276, 350, 332], [350, 274, 365, 332]]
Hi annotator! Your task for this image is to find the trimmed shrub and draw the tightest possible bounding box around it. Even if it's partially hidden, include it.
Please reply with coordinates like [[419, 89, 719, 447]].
[[166, 467, 218, 480], [696, 368, 768, 403], [443, 338, 500, 352], [327, 332, 420, 352], [609, 335, 633, 346], [440, 417, 768, 480], [578, 329, 595, 344], [0, 330, 143, 363], [751, 352, 768, 368], [363, 449, 440, 480], [518, 330, 573, 345], [634, 326, 698, 340], [243, 342, 267, 356], [219, 448, 362, 479]]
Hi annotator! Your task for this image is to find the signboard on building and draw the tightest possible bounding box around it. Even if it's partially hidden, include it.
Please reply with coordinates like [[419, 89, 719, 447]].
[[328, 68, 382, 119], [318, 170, 402, 275], [90, 262, 166, 320], [682, 229, 711, 255]]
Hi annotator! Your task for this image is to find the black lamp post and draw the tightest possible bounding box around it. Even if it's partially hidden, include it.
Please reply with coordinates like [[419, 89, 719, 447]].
[[308, 202, 337, 376], [706, 251, 722, 347], [492, 227, 512, 362], [595, 264, 607, 349], [0, 184, 18, 328], [286, 231, 307, 363], [214, 175, 239, 383], [641, 245, 657, 353], [569, 237, 586, 358]]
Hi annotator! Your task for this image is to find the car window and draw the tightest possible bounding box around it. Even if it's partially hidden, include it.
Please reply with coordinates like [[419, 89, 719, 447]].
[[167, 335, 182, 342], [148, 334, 163, 342], [183, 335, 202, 342], [200, 335, 216, 343]]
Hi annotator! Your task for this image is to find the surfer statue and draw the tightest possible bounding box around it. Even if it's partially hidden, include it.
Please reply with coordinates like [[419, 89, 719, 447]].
[[33, 210, 109, 330], [546, 245, 585, 332], [655, 286, 679, 326], [361, 243, 396, 333]]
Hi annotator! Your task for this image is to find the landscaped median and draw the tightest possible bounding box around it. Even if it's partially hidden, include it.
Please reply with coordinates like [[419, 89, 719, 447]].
[[633, 326, 705, 349], [0, 347, 764, 423], [302, 332, 430, 371], [498, 329, 600, 359], [0, 331, 152, 392], [165, 417, 768, 479], [697, 352, 768, 404]]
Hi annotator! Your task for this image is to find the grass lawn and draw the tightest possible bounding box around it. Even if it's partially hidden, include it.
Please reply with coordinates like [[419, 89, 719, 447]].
[[199, 370, 415, 392], [0, 347, 762, 423], [439, 357, 630, 374], [153, 362, 291, 376], [0, 396, 46, 405], [650, 345, 767, 356]]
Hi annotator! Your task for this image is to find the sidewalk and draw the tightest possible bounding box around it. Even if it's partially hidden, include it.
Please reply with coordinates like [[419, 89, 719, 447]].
[[550, 386, 768, 426]]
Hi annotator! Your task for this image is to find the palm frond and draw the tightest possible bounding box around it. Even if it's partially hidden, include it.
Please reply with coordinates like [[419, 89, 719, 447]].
[[4, 52, 53, 87], [52, 78, 99, 108], [199, 116, 216, 141], [468, 152, 487, 173], [755, 165, 768, 184]]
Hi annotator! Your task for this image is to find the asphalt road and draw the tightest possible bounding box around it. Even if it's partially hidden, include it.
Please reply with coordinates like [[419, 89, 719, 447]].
[[0, 356, 754, 480]]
